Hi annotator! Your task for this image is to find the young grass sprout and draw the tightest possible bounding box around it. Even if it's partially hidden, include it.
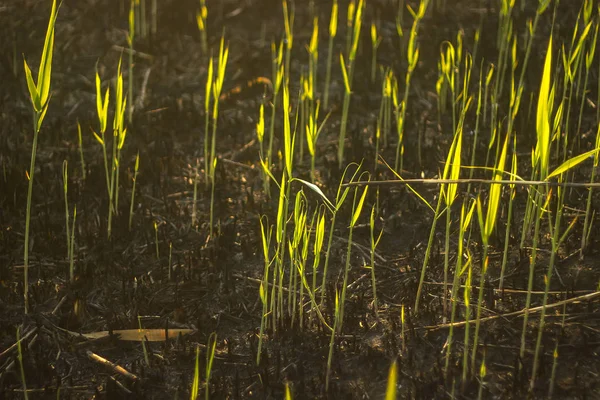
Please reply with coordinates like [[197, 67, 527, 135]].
[[22, 0, 59, 313]]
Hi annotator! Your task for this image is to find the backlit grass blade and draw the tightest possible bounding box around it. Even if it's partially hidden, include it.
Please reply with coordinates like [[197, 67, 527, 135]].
[[546, 148, 600, 180], [385, 360, 398, 400], [291, 178, 335, 213], [36, 0, 59, 110], [535, 35, 553, 178]]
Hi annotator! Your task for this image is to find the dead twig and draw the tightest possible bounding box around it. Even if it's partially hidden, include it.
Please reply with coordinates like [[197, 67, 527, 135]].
[[86, 350, 139, 382], [423, 291, 600, 330]]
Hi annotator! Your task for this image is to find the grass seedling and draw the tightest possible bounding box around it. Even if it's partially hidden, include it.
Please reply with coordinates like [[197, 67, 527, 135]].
[[138, 316, 150, 366], [381, 68, 393, 154], [338, 0, 363, 168], [154, 221, 160, 259], [111, 58, 128, 216], [62, 161, 77, 283], [208, 37, 229, 237], [414, 102, 464, 314], [444, 200, 474, 378], [282, 0, 294, 79], [205, 332, 217, 400], [308, 16, 319, 104], [297, 206, 312, 329], [168, 241, 173, 281], [62, 161, 70, 265], [370, 22, 381, 83], [209, 157, 217, 239], [306, 101, 331, 182], [323, 0, 338, 110], [196, 0, 208, 55], [472, 133, 509, 371], [16, 327, 28, 400], [257, 216, 273, 365], [93, 58, 128, 239], [285, 382, 293, 400], [520, 34, 554, 364], [311, 207, 326, 312], [22, 0, 59, 313], [191, 345, 200, 400], [400, 304, 406, 353], [325, 288, 340, 392], [498, 139, 517, 291], [530, 149, 600, 390], [338, 171, 369, 332], [129, 151, 140, 230], [338, 54, 352, 169], [265, 41, 284, 197], [395, 0, 427, 172], [127, 0, 134, 124], [548, 343, 559, 398], [477, 356, 486, 400], [202, 56, 214, 187], [368, 206, 383, 317], [256, 104, 269, 192], [77, 121, 86, 180], [69, 206, 76, 284], [345, 1, 356, 57], [92, 65, 111, 203], [270, 81, 295, 332], [581, 123, 600, 257], [385, 360, 397, 400], [288, 191, 307, 326], [462, 259, 472, 384], [321, 164, 359, 304], [575, 19, 598, 154], [441, 97, 468, 323]]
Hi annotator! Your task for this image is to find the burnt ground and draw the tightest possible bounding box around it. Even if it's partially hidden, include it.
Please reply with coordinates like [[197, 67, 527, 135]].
[[1, 0, 600, 398]]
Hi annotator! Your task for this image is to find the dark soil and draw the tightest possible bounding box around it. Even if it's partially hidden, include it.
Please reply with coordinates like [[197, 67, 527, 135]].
[[1, 0, 600, 398]]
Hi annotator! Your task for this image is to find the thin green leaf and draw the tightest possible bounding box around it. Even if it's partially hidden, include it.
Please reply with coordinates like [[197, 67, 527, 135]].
[[291, 178, 336, 213], [340, 53, 351, 93], [535, 35, 552, 177], [23, 59, 41, 111], [92, 129, 104, 145], [351, 185, 369, 227], [546, 148, 600, 180]]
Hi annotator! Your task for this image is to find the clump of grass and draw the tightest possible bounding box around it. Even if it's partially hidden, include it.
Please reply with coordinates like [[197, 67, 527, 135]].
[[22, 0, 60, 313], [414, 99, 465, 314], [92, 58, 128, 239]]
